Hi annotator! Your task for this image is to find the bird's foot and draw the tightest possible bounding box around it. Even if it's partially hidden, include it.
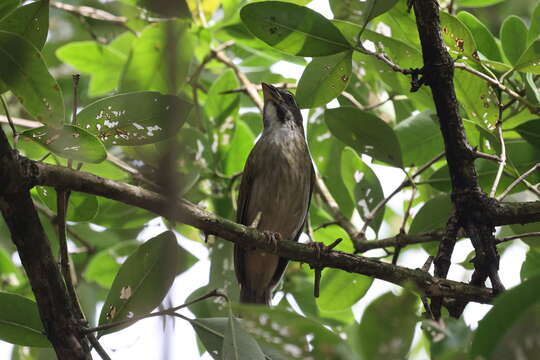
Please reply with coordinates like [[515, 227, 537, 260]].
[[308, 240, 329, 260], [262, 231, 281, 252]]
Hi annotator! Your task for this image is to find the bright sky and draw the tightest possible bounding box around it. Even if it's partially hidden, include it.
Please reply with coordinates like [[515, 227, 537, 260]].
[[0, 0, 528, 359]]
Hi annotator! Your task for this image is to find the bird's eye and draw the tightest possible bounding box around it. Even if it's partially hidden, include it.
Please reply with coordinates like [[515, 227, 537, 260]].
[[284, 92, 295, 105]]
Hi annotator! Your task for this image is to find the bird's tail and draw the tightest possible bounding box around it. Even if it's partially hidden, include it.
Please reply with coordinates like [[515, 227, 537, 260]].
[[240, 286, 271, 305]]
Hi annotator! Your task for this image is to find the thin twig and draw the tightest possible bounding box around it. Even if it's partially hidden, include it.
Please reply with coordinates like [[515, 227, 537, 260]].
[[358, 152, 445, 238], [84, 289, 224, 334], [455, 62, 540, 115], [496, 231, 540, 244], [497, 163, 540, 200], [51, 1, 127, 24], [354, 45, 418, 76], [473, 150, 501, 163], [88, 334, 111, 360], [490, 94, 506, 197], [0, 95, 17, 142], [213, 49, 263, 110]]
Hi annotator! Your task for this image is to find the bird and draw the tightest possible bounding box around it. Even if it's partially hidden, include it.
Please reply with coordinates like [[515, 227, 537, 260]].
[[234, 82, 314, 305]]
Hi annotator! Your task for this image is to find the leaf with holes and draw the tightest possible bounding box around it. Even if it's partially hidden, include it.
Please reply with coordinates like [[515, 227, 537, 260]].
[[77, 92, 192, 146], [0, 31, 64, 126], [240, 1, 351, 56], [439, 11, 477, 59], [325, 107, 403, 167], [97, 231, 179, 336], [21, 125, 106, 163], [0, 292, 50, 347], [296, 51, 352, 109]]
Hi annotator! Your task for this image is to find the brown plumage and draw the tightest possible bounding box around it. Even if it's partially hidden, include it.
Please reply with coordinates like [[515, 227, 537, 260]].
[[234, 83, 314, 305]]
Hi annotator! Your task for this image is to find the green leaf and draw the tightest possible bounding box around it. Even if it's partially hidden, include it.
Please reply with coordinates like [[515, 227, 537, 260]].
[[529, 1, 540, 45], [316, 267, 372, 312], [409, 195, 453, 234], [97, 231, 179, 336], [340, 147, 385, 233], [0, 248, 23, 290], [349, 291, 418, 359], [0, 0, 19, 19], [77, 92, 192, 146], [330, 0, 398, 27], [84, 241, 139, 288], [222, 313, 266, 360], [395, 110, 444, 167], [204, 70, 240, 126], [325, 107, 403, 167], [439, 11, 477, 59], [21, 125, 106, 163], [240, 1, 352, 57], [121, 20, 193, 93], [224, 120, 254, 176], [472, 272, 540, 359], [515, 39, 540, 74], [457, 11, 502, 62], [233, 304, 355, 359], [0, 31, 64, 126], [296, 51, 352, 109], [424, 317, 472, 360], [56, 35, 134, 97], [120, 0, 191, 18], [521, 249, 540, 281], [500, 15, 528, 65], [429, 140, 540, 195], [515, 119, 540, 148], [455, 0, 503, 7], [308, 112, 355, 218], [0, 0, 48, 50], [454, 66, 498, 127], [34, 187, 99, 222], [0, 292, 50, 347], [510, 222, 540, 249]]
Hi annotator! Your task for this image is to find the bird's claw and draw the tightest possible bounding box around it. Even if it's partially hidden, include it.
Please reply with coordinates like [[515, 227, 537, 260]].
[[262, 231, 281, 252], [308, 241, 329, 260]]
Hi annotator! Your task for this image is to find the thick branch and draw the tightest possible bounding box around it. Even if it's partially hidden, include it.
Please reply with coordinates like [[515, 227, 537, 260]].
[[0, 129, 90, 359], [27, 161, 496, 303]]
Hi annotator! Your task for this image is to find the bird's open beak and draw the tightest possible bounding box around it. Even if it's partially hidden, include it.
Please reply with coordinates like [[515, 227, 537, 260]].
[[262, 83, 281, 103]]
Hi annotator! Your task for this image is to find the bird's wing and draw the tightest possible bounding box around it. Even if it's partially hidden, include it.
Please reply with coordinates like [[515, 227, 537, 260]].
[[270, 161, 315, 286], [234, 149, 258, 285]]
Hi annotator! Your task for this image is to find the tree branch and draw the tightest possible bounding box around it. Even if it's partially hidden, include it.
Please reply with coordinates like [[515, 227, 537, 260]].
[[6, 159, 500, 304]]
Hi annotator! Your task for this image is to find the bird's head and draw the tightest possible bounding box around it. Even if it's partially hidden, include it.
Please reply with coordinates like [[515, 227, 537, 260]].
[[261, 83, 303, 130]]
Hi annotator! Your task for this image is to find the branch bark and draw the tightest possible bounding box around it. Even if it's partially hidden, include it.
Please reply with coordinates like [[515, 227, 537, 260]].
[[0, 128, 91, 359], [7, 158, 523, 305]]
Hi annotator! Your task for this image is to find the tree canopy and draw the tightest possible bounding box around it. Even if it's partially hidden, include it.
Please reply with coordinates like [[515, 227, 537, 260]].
[[1, 0, 540, 359]]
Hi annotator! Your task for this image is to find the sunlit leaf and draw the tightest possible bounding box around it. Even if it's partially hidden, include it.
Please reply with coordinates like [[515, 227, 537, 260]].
[[500, 15, 528, 65], [121, 20, 193, 93], [34, 186, 99, 222], [296, 51, 352, 109], [240, 1, 351, 56], [457, 11, 502, 61]]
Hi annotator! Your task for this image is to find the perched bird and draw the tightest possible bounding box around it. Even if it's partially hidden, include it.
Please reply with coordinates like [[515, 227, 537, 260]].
[[234, 83, 314, 305]]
